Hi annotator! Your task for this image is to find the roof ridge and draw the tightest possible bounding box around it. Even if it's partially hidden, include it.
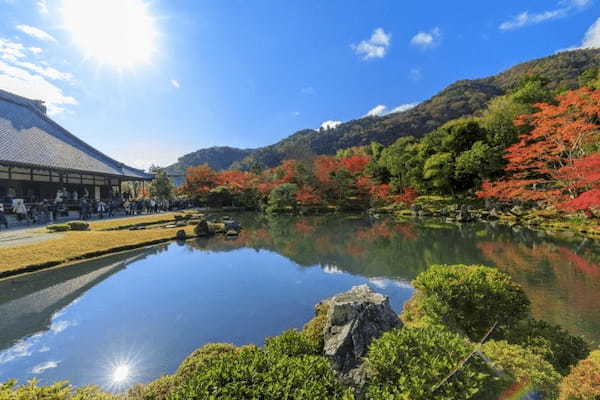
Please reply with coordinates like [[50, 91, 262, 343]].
[[0, 88, 150, 177]]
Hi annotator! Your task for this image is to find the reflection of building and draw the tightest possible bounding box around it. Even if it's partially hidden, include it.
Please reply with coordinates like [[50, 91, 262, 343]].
[[0, 89, 152, 204], [0, 250, 153, 352]]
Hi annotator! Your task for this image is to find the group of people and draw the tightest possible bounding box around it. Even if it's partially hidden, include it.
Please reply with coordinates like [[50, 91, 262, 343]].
[[0, 189, 194, 230]]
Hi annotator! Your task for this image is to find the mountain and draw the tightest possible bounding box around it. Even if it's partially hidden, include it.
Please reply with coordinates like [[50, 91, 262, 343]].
[[167, 49, 600, 173], [164, 146, 254, 175]]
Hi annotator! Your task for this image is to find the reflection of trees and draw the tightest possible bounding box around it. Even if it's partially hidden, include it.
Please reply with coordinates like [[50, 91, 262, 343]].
[[187, 213, 600, 345], [477, 240, 600, 345]]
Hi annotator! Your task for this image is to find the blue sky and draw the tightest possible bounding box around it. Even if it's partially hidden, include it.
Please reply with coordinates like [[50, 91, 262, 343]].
[[0, 0, 599, 169]]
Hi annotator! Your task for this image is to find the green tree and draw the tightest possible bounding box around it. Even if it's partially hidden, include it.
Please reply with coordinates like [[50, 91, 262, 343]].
[[149, 169, 175, 200]]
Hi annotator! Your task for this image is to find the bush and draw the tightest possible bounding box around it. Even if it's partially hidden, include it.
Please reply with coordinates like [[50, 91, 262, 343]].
[[176, 343, 238, 379], [365, 326, 494, 400], [0, 379, 115, 399], [482, 340, 561, 399], [302, 302, 330, 349], [496, 318, 589, 375], [412, 264, 530, 340], [558, 350, 600, 400], [47, 224, 70, 232], [171, 346, 352, 399], [127, 375, 178, 400], [67, 221, 90, 231], [264, 329, 320, 357]]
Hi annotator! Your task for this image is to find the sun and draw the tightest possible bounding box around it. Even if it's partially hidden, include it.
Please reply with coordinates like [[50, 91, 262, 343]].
[[61, 0, 158, 69], [112, 364, 130, 383]]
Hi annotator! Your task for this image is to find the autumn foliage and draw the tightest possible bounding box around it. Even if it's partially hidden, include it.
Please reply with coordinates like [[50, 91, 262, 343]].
[[478, 88, 600, 213], [180, 152, 417, 210]]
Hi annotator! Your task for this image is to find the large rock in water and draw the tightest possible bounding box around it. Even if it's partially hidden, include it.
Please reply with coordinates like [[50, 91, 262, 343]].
[[322, 284, 401, 373]]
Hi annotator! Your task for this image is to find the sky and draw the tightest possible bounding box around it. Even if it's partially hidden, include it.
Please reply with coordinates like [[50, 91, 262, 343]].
[[0, 0, 599, 170]]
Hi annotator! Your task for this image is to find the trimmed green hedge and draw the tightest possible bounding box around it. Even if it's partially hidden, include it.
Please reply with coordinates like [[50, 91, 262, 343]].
[[171, 346, 353, 399], [67, 221, 90, 231], [365, 325, 494, 400], [46, 224, 70, 232], [412, 264, 530, 340]]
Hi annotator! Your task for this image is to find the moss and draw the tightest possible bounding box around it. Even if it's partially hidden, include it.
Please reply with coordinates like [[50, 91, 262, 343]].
[[302, 301, 330, 349], [67, 221, 89, 231]]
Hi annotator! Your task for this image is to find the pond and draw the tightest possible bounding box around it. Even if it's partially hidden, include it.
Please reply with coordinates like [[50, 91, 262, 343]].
[[1, 213, 599, 390]]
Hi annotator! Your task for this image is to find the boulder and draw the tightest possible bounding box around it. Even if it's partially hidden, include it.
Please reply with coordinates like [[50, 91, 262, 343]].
[[176, 230, 186, 240], [224, 220, 241, 233], [322, 285, 401, 373], [194, 220, 211, 236]]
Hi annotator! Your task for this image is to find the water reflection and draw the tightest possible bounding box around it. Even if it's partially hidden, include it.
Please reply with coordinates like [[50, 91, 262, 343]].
[[0, 213, 598, 389]]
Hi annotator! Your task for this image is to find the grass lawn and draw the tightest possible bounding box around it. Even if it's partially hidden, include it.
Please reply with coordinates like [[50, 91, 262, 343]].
[[0, 213, 200, 278]]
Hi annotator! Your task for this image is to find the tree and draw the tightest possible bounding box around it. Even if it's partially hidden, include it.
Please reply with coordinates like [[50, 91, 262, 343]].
[[149, 169, 175, 201], [181, 164, 218, 202], [478, 88, 600, 206]]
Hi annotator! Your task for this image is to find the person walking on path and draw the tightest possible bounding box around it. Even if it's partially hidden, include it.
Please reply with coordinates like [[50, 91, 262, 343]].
[[0, 203, 8, 230]]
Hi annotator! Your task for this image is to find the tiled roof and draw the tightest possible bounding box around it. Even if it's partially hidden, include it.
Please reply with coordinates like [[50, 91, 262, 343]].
[[0, 89, 152, 180]]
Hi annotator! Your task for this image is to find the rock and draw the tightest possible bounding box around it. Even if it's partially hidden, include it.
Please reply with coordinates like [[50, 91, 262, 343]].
[[194, 220, 211, 236], [322, 285, 401, 373], [410, 204, 422, 216], [176, 230, 186, 240], [225, 229, 239, 236], [224, 220, 241, 233]]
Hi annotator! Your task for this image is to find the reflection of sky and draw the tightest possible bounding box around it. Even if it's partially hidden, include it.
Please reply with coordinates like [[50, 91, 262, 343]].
[[0, 243, 414, 390], [0, 301, 76, 377]]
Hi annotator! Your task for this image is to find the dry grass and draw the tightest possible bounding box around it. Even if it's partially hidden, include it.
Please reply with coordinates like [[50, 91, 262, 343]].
[[0, 225, 196, 277]]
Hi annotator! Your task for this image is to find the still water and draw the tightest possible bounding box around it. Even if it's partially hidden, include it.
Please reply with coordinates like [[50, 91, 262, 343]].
[[0, 214, 599, 390]]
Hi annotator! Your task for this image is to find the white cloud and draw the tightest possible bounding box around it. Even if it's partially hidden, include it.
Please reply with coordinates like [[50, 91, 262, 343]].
[[0, 38, 26, 61], [28, 47, 43, 54], [37, 0, 49, 14], [0, 341, 33, 364], [170, 79, 180, 89], [559, 17, 600, 51], [320, 120, 342, 130], [389, 102, 419, 114], [410, 27, 441, 48], [363, 102, 419, 118], [409, 68, 423, 82], [16, 25, 56, 42], [15, 61, 72, 81], [352, 28, 391, 60], [365, 104, 387, 117], [293, 111, 300, 117], [50, 319, 77, 333], [499, 10, 566, 30], [580, 17, 600, 48], [561, 0, 591, 7], [0, 60, 77, 115], [32, 361, 59, 374]]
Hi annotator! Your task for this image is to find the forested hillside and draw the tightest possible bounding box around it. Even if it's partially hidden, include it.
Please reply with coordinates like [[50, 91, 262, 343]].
[[167, 49, 600, 173]]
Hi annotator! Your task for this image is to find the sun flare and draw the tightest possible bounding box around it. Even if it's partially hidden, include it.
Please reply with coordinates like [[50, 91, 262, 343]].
[[61, 0, 158, 69], [112, 364, 130, 383]]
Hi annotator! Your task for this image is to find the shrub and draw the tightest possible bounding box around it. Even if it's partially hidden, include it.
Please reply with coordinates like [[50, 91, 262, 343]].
[[127, 375, 179, 400], [171, 346, 352, 399], [496, 318, 589, 375], [176, 343, 238, 379], [412, 264, 530, 340], [47, 224, 70, 232], [482, 340, 561, 399], [302, 302, 330, 349], [0, 379, 115, 399], [558, 350, 600, 400], [67, 221, 90, 231], [365, 326, 494, 400], [264, 329, 320, 357]]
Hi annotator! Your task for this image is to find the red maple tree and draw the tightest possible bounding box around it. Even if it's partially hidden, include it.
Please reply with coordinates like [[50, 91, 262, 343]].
[[478, 88, 600, 207]]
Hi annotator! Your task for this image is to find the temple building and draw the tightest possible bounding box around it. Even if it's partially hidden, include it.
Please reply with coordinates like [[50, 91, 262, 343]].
[[0, 89, 152, 208]]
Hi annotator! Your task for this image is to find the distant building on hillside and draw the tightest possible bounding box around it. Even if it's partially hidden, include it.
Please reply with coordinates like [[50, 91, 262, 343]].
[[0, 89, 152, 206]]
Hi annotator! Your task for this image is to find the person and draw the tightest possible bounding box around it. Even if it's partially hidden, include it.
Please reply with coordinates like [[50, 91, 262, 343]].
[[97, 200, 107, 219], [0, 203, 8, 230], [12, 198, 28, 225]]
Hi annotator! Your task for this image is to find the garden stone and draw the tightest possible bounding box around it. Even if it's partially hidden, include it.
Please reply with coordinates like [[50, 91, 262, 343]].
[[321, 284, 400, 373], [176, 230, 186, 240]]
